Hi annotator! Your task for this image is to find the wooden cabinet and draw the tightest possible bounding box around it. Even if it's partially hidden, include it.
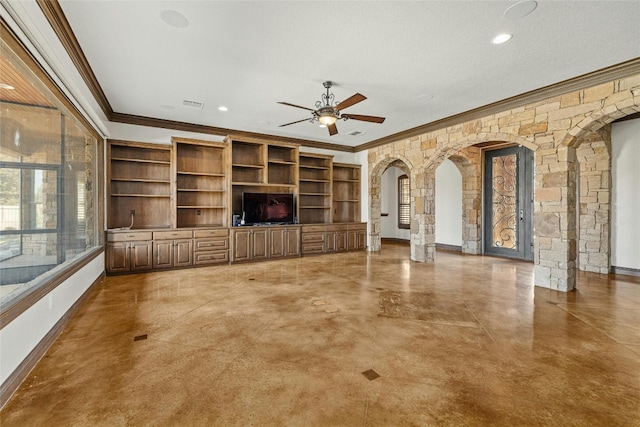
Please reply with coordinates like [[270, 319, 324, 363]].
[[232, 226, 301, 262], [106, 228, 228, 273], [301, 223, 366, 255], [348, 223, 367, 250], [174, 138, 229, 228], [332, 163, 361, 223], [106, 231, 153, 273], [229, 137, 298, 224], [152, 230, 193, 269], [108, 141, 172, 229], [269, 226, 301, 258], [106, 137, 365, 274], [232, 227, 268, 262], [298, 153, 332, 224], [301, 225, 325, 254], [326, 225, 348, 252], [193, 228, 229, 265]]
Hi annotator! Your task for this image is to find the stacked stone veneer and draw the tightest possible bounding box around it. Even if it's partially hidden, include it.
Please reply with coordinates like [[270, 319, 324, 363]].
[[368, 76, 640, 291]]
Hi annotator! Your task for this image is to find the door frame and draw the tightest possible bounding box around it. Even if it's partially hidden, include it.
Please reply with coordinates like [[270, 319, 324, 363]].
[[483, 146, 534, 261]]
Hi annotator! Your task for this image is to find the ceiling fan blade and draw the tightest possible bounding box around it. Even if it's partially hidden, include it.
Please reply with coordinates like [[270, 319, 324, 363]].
[[328, 123, 338, 136], [336, 93, 366, 111], [343, 114, 386, 124], [279, 118, 311, 127], [278, 101, 315, 111]]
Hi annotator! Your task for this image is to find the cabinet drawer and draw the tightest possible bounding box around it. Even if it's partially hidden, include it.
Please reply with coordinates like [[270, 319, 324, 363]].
[[153, 230, 193, 240], [302, 225, 325, 233], [349, 223, 367, 231], [107, 231, 153, 242], [194, 229, 229, 238], [326, 224, 348, 232], [194, 250, 229, 265], [194, 238, 229, 251], [302, 232, 325, 243], [302, 242, 324, 254]]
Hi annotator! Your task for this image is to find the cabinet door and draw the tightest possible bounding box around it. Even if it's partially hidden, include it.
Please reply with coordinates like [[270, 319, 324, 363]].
[[269, 228, 286, 258], [107, 242, 130, 273], [285, 228, 301, 257], [347, 231, 358, 251], [336, 231, 348, 252], [357, 231, 367, 250], [232, 229, 252, 262], [325, 232, 336, 253], [131, 241, 153, 271], [153, 240, 174, 269], [174, 239, 193, 267], [251, 228, 269, 261]]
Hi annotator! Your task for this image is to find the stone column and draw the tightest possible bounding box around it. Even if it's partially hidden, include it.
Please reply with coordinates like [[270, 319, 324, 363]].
[[457, 148, 482, 255], [576, 129, 611, 274], [411, 170, 436, 262], [533, 145, 577, 291], [368, 169, 382, 252]]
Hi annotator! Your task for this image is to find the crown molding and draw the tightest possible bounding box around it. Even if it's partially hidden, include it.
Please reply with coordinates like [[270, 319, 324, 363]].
[[355, 57, 640, 152], [36, 0, 113, 118], [110, 112, 354, 152]]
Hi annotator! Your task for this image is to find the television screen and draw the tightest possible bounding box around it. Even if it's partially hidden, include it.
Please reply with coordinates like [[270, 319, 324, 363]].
[[242, 192, 295, 225]]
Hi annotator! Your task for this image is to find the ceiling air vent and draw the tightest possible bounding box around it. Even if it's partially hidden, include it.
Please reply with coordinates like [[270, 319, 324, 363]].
[[347, 130, 365, 136], [181, 99, 204, 110]]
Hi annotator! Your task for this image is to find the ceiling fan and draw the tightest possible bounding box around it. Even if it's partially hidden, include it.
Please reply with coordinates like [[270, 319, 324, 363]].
[[278, 81, 385, 136]]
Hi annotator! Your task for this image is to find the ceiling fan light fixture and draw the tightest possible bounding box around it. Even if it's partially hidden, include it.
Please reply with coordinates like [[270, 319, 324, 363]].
[[318, 113, 337, 126]]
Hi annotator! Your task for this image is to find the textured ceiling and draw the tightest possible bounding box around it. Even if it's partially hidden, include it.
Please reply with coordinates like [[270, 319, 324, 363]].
[[57, 1, 640, 147]]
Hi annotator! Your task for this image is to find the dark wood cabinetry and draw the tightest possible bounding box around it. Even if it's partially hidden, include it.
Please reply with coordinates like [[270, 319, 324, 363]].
[[333, 163, 361, 223], [301, 223, 366, 255], [152, 230, 193, 269], [106, 232, 153, 273], [106, 137, 364, 274], [232, 227, 268, 262]]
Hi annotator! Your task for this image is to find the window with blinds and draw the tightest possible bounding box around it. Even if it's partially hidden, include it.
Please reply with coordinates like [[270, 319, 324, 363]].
[[398, 174, 410, 229]]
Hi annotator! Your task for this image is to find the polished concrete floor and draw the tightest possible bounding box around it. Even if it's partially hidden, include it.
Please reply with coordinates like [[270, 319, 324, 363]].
[[2, 243, 640, 426]]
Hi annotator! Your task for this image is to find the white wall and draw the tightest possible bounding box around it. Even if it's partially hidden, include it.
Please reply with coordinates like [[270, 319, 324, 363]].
[[0, 254, 104, 387], [611, 119, 640, 270], [435, 159, 463, 246], [380, 166, 411, 240]]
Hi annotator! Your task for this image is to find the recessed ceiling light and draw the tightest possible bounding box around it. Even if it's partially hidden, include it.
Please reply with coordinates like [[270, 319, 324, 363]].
[[492, 33, 513, 45], [504, 1, 538, 20], [161, 10, 189, 28], [218, 106, 228, 112], [0, 83, 15, 90]]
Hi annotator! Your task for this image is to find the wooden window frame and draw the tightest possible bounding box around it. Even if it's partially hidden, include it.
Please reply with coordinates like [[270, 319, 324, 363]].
[[398, 174, 410, 229]]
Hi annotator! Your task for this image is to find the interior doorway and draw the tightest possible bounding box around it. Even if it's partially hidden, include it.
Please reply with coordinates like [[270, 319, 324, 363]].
[[483, 146, 534, 261]]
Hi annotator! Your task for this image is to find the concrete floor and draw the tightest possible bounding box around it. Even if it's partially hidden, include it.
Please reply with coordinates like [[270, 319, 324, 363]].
[[2, 243, 639, 425]]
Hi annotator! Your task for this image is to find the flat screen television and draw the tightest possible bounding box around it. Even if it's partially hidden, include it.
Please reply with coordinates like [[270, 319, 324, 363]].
[[242, 192, 295, 225]]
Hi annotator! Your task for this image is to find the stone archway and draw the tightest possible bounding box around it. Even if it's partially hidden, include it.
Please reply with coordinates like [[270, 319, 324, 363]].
[[446, 147, 482, 255], [369, 155, 413, 253]]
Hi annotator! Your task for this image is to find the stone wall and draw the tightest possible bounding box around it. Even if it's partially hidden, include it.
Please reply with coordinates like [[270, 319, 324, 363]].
[[367, 74, 640, 291]]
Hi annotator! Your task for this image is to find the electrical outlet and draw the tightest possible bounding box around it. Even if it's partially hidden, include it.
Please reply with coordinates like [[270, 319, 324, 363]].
[[131, 210, 135, 216], [197, 209, 201, 215]]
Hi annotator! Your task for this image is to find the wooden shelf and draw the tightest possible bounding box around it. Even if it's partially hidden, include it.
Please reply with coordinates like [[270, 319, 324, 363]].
[[299, 206, 331, 209], [111, 157, 170, 165], [177, 206, 226, 209], [177, 171, 225, 177], [300, 192, 330, 196], [268, 160, 297, 165], [177, 189, 225, 193], [232, 163, 264, 169], [112, 194, 171, 198], [111, 177, 171, 183], [174, 137, 229, 228]]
